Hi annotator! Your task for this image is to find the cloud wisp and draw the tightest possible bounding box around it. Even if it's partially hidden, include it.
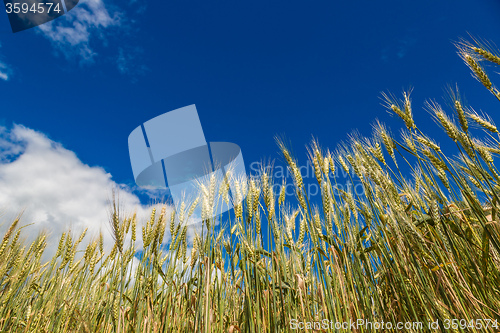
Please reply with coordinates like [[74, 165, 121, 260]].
[[37, 0, 123, 63], [380, 34, 418, 63], [0, 44, 13, 81], [0, 61, 13, 81]]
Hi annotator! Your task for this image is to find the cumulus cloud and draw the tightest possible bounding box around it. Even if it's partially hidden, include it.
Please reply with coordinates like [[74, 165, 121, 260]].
[[0, 124, 168, 259], [37, 0, 123, 63]]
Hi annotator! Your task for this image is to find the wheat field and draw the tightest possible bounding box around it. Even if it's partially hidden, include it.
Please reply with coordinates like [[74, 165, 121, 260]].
[[1, 38, 500, 332]]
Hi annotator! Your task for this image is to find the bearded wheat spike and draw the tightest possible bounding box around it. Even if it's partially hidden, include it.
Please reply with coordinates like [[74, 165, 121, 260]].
[[403, 91, 415, 129], [416, 135, 441, 152], [264, 188, 274, 219], [313, 155, 322, 184], [142, 225, 148, 247], [64, 231, 72, 252], [112, 299, 119, 324], [426, 100, 458, 141], [124, 216, 131, 235], [468, 175, 482, 188], [174, 226, 187, 250], [484, 144, 500, 155], [382, 91, 414, 129], [322, 156, 330, 175], [292, 165, 304, 189], [344, 203, 351, 226], [467, 111, 498, 133], [298, 217, 306, 244], [170, 211, 176, 236], [402, 130, 416, 153], [372, 141, 386, 165], [99, 232, 103, 254], [149, 208, 156, 228], [314, 147, 323, 166], [209, 173, 217, 202], [55, 232, 66, 258], [112, 211, 123, 253], [314, 212, 321, 231], [222, 237, 231, 254], [437, 168, 450, 190], [282, 147, 292, 164], [0, 218, 20, 258], [182, 237, 188, 264], [375, 121, 396, 158], [158, 209, 167, 245], [390, 103, 407, 124], [26, 238, 36, 257], [35, 235, 46, 257], [346, 154, 364, 182], [278, 179, 286, 206], [3, 218, 19, 242], [321, 182, 330, 214], [459, 176, 478, 202], [89, 252, 99, 275], [188, 198, 199, 218], [234, 181, 243, 220], [246, 180, 254, 221], [382, 132, 394, 156], [467, 41, 500, 65], [347, 192, 358, 222], [436, 110, 458, 141], [430, 200, 440, 223], [84, 241, 95, 262], [474, 141, 494, 164], [18, 258, 32, 279], [178, 202, 186, 224], [241, 177, 248, 198], [338, 155, 349, 174], [219, 173, 231, 204], [455, 100, 468, 132], [285, 214, 293, 242], [131, 213, 137, 242], [9, 229, 21, 252], [455, 131, 475, 158], [463, 53, 493, 90], [297, 190, 307, 210], [325, 210, 333, 236], [76, 228, 88, 247], [191, 241, 198, 268], [328, 154, 335, 175]]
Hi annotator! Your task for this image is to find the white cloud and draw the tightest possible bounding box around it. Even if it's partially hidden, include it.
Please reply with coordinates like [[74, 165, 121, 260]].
[[0, 124, 168, 259], [0, 62, 11, 81], [38, 0, 123, 63]]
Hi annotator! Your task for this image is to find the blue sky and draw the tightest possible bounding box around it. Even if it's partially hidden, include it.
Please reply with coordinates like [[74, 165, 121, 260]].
[[1, 0, 500, 253]]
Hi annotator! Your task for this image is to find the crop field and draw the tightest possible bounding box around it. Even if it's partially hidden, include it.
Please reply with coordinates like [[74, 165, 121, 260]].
[[1, 39, 500, 332]]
